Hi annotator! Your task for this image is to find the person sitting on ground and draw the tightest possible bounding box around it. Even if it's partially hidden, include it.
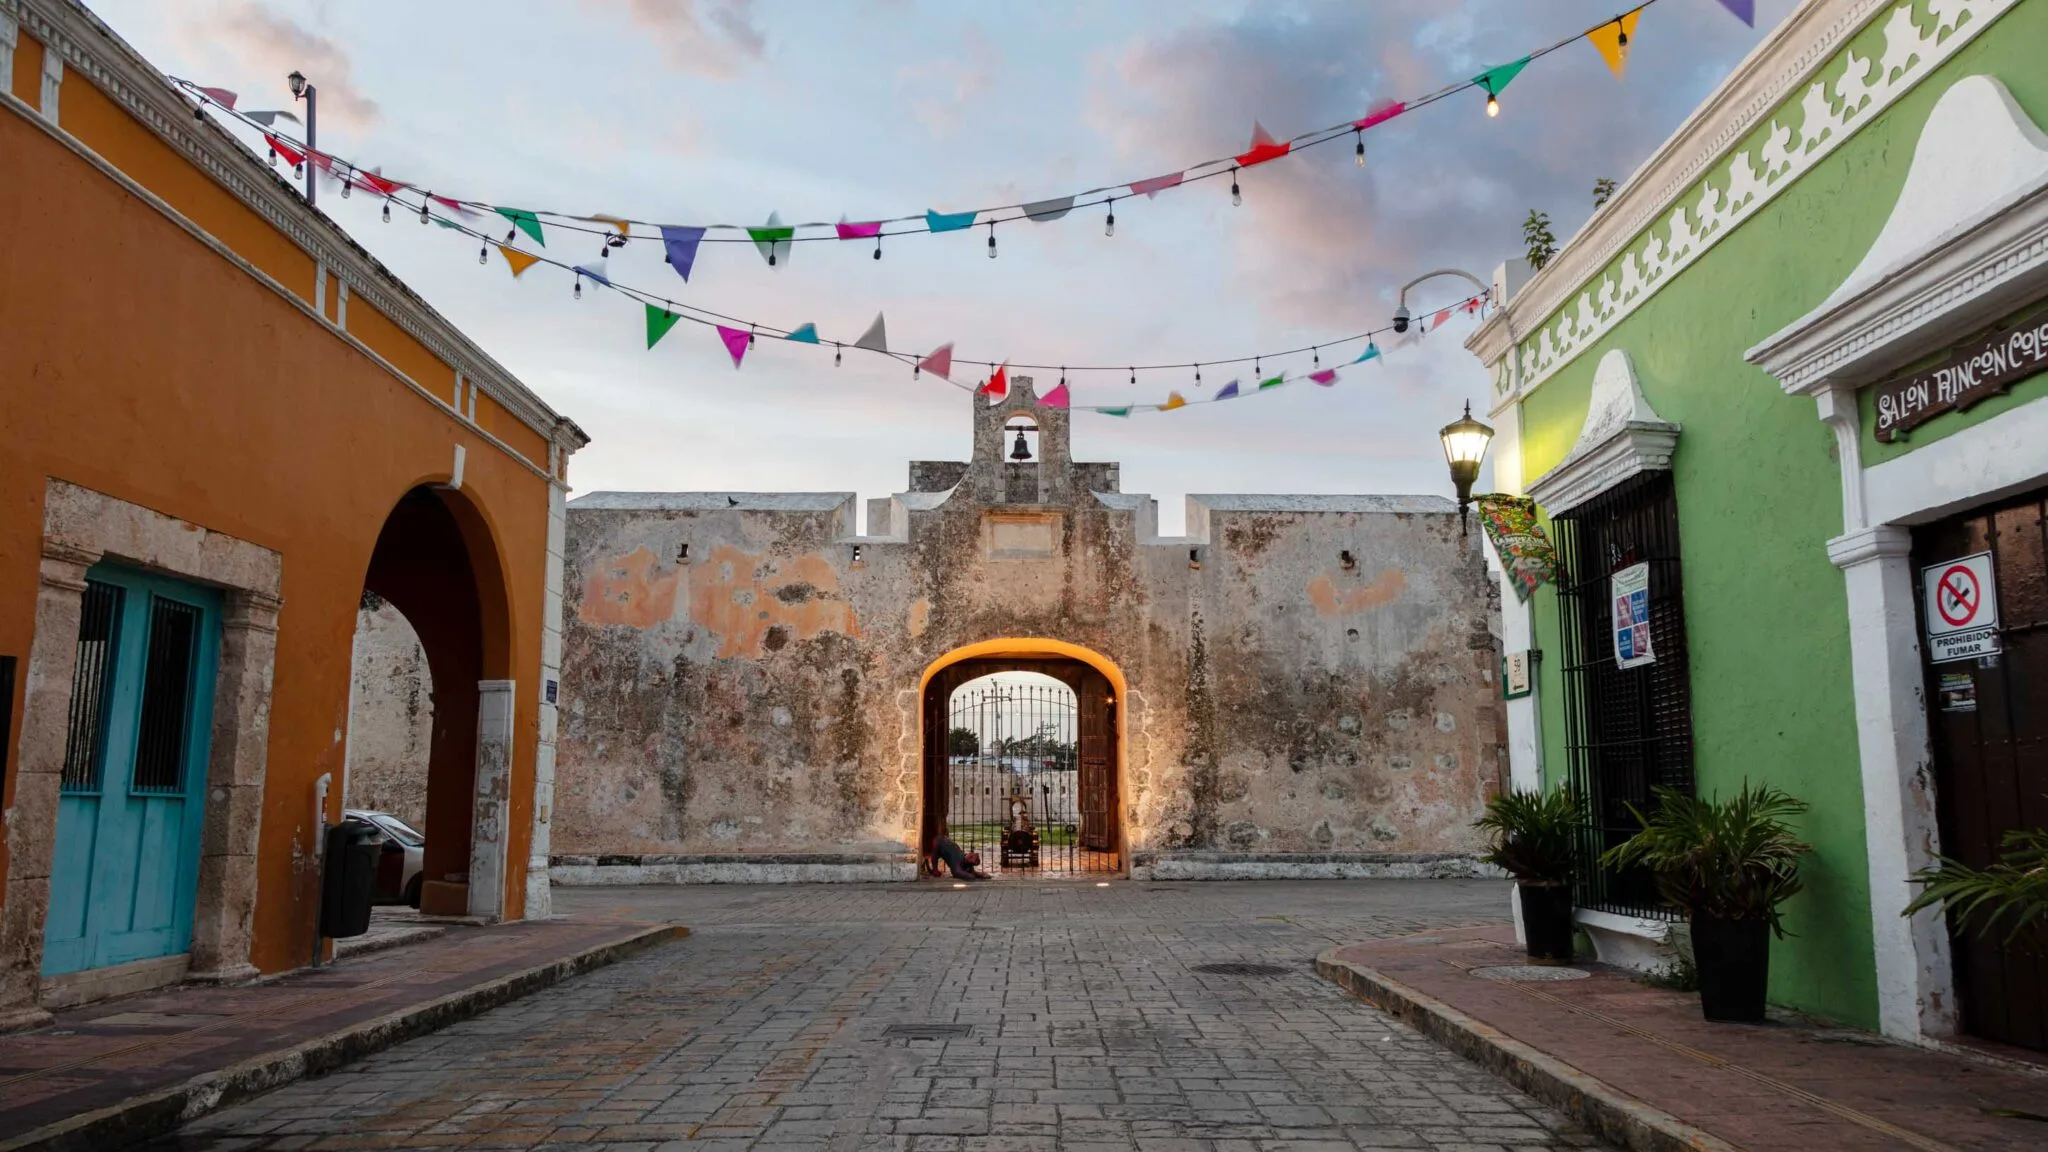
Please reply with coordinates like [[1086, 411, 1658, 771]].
[[930, 824, 991, 880]]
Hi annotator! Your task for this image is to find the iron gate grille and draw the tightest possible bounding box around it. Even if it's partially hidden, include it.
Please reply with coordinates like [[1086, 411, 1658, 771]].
[[1553, 471, 1695, 919], [944, 678, 1113, 875]]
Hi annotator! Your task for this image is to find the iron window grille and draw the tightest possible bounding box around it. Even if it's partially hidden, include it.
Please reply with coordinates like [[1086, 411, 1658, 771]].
[[60, 580, 123, 794], [1552, 470, 1696, 919]]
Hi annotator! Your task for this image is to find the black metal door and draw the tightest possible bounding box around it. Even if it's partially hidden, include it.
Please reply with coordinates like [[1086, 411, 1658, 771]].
[[1552, 471, 1695, 919], [1916, 486, 2048, 1053]]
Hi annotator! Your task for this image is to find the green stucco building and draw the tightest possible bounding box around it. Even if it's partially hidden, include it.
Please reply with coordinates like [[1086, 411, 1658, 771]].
[[1467, 0, 2048, 1054]]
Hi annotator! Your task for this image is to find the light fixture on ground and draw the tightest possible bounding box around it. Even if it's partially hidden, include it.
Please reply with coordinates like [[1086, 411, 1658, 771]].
[[286, 69, 316, 207], [1440, 401, 1494, 536]]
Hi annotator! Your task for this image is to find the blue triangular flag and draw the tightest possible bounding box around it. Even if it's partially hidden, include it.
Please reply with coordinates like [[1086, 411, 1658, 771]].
[[785, 323, 819, 344], [1352, 341, 1380, 365], [1214, 379, 1240, 400], [573, 261, 611, 289], [926, 208, 977, 233], [660, 224, 705, 282]]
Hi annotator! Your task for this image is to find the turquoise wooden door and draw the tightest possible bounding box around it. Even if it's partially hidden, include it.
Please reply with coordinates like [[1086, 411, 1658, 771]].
[[42, 567, 219, 976]]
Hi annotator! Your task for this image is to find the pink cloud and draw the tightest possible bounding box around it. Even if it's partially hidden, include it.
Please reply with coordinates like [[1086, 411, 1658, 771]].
[[593, 0, 766, 79], [208, 3, 380, 133]]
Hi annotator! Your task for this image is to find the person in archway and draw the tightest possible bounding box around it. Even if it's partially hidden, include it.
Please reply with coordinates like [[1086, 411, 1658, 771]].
[[930, 824, 990, 880]]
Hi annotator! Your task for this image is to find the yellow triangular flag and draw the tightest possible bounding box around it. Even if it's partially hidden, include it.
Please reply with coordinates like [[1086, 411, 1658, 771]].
[[1589, 8, 1641, 78], [498, 244, 542, 278], [1161, 391, 1187, 411]]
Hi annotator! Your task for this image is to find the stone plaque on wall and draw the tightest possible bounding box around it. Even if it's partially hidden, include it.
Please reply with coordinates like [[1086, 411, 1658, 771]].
[[986, 513, 1061, 560]]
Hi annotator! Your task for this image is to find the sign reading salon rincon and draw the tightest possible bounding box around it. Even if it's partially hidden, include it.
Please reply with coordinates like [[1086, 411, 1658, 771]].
[[1873, 306, 2048, 442]]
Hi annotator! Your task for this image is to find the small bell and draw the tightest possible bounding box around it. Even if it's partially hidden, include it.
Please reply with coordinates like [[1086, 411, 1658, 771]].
[[1010, 429, 1032, 461]]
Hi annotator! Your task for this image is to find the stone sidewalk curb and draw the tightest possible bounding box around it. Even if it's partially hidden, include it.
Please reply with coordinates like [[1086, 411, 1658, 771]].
[[3, 924, 688, 1152], [1315, 948, 1735, 1152]]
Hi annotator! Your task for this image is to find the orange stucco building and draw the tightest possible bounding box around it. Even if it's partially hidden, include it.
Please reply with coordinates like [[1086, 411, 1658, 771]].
[[0, 0, 585, 1029]]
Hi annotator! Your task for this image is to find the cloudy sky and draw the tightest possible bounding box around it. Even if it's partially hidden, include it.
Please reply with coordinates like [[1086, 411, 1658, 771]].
[[92, 0, 1790, 533]]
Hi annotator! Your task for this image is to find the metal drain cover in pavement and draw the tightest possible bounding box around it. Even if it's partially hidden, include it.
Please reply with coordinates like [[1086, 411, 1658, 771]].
[[883, 1023, 973, 1040], [1472, 965, 1592, 982], [1191, 962, 1291, 977]]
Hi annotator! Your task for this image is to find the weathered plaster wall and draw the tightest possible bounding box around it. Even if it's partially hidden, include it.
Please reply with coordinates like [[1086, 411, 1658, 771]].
[[344, 599, 432, 830], [550, 382, 1502, 876]]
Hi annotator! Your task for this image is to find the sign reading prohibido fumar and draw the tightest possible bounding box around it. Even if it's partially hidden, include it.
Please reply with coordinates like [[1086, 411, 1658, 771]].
[[1611, 562, 1655, 670], [1921, 552, 2001, 664], [1873, 307, 2048, 442]]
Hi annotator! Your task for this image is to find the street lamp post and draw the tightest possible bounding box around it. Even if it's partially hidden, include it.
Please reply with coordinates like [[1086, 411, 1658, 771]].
[[287, 70, 316, 207], [1391, 268, 1489, 334], [1439, 401, 1495, 536]]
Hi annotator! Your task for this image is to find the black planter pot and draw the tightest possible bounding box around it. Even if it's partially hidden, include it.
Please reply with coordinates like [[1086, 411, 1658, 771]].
[[1692, 916, 1771, 1022], [1518, 882, 1575, 961]]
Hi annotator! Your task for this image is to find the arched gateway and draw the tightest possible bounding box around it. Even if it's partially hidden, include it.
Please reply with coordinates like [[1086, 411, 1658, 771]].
[[920, 641, 1125, 877]]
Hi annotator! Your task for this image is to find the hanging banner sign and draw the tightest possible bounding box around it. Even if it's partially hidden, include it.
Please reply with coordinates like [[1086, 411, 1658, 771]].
[[1611, 562, 1655, 669], [1921, 552, 2001, 664], [1475, 494, 1558, 603], [1872, 305, 2048, 442]]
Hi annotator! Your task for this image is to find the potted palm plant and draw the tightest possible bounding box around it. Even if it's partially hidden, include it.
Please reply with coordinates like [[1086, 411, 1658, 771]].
[[1903, 823, 2048, 948], [1474, 786, 1582, 961], [1602, 782, 1810, 1022]]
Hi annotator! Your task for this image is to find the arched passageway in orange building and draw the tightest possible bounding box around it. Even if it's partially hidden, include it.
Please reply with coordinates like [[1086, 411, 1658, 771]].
[[357, 485, 515, 917], [919, 640, 1126, 879]]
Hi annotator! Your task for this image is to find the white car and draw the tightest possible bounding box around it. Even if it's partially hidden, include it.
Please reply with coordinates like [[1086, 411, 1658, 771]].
[[344, 809, 425, 908]]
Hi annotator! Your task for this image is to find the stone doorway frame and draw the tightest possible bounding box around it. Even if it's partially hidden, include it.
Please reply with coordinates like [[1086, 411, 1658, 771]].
[[0, 479, 281, 1031]]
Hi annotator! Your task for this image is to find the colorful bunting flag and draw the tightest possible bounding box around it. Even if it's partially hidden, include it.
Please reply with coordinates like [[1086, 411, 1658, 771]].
[[927, 209, 977, 233], [1353, 342, 1381, 365], [836, 218, 883, 239], [1022, 196, 1075, 222], [918, 343, 954, 380], [786, 323, 820, 344], [587, 214, 631, 238], [1309, 369, 1339, 386], [646, 304, 682, 349], [429, 194, 469, 216], [1097, 406, 1133, 417], [750, 212, 793, 266], [575, 261, 612, 289], [1160, 391, 1188, 411], [1464, 297, 1484, 314], [981, 363, 1009, 401], [496, 207, 545, 247], [1716, 0, 1754, 26], [1214, 380, 1240, 400], [353, 170, 403, 197], [244, 110, 299, 127], [1588, 9, 1643, 78], [716, 325, 751, 368], [660, 225, 705, 282], [1130, 172, 1184, 198], [1235, 121, 1291, 167], [196, 85, 238, 108], [1040, 382, 1071, 409], [1355, 99, 1406, 131], [264, 134, 304, 169], [1474, 57, 1531, 100], [854, 313, 888, 353], [1258, 374, 1286, 390], [497, 244, 542, 278], [1433, 308, 1452, 329]]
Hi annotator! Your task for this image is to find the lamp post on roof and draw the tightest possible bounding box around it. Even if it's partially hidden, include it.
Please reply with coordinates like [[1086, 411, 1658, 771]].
[[286, 70, 316, 207]]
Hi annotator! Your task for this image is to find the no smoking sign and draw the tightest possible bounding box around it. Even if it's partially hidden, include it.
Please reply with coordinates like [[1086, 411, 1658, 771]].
[[1921, 552, 2000, 664]]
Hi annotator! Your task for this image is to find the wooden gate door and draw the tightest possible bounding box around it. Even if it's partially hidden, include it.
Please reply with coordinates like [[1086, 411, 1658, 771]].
[[42, 567, 220, 976], [1077, 668, 1118, 861], [1916, 487, 2048, 1053]]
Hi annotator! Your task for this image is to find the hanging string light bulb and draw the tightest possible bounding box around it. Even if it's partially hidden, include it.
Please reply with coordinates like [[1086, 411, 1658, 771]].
[[477, 242, 488, 265], [1313, 346, 1320, 368], [1104, 197, 1116, 237], [1354, 130, 1366, 167], [340, 171, 352, 199], [987, 221, 998, 260], [1485, 83, 1501, 118], [834, 343, 843, 367], [267, 142, 278, 167], [873, 234, 883, 260], [1195, 364, 1203, 386], [573, 271, 582, 300], [1230, 167, 1242, 206], [382, 199, 392, 223], [1129, 367, 1136, 386], [747, 324, 756, 347], [419, 199, 430, 225]]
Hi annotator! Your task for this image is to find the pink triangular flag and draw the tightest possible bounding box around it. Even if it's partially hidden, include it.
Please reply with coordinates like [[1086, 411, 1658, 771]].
[[1433, 308, 1452, 328], [197, 85, 238, 109], [1309, 368, 1339, 386], [918, 343, 954, 380], [1236, 121, 1291, 167], [1130, 171, 1184, 198], [1040, 382, 1070, 409], [980, 363, 1009, 402], [716, 325, 750, 368]]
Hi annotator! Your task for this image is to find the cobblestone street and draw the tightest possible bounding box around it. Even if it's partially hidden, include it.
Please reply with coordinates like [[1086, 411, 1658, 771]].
[[161, 879, 1607, 1151]]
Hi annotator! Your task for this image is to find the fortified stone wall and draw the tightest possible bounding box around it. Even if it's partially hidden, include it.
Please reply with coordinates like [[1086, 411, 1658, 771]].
[[541, 379, 1505, 882]]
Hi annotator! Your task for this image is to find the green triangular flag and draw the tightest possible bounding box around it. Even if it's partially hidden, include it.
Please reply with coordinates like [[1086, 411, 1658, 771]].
[[495, 207, 545, 247], [1474, 56, 1531, 97], [1096, 406, 1133, 417], [1258, 374, 1286, 390], [646, 304, 682, 349]]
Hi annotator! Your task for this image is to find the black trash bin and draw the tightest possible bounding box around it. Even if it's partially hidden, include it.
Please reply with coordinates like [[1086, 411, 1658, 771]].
[[320, 818, 381, 939]]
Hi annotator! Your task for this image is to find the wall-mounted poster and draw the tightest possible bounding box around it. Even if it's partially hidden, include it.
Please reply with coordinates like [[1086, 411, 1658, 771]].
[[1475, 494, 1558, 603], [1611, 562, 1655, 670]]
